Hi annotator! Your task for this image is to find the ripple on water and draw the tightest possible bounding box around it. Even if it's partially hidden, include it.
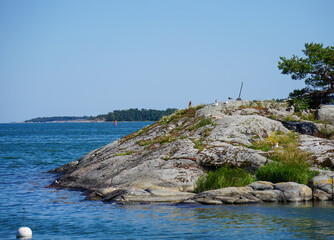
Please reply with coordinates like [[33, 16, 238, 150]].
[[1, 123, 334, 240]]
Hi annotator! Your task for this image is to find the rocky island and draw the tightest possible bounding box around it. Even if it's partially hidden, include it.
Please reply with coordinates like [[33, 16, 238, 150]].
[[48, 100, 334, 205]]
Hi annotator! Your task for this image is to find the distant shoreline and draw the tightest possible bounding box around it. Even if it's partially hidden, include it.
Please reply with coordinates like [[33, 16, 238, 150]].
[[18, 120, 155, 124], [23, 108, 178, 123], [22, 120, 153, 123]]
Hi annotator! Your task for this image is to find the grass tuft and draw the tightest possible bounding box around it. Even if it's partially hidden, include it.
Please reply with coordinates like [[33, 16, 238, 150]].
[[189, 118, 213, 131], [254, 132, 317, 184], [195, 165, 255, 193], [194, 139, 205, 151], [115, 151, 133, 156], [255, 160, 317, 185]]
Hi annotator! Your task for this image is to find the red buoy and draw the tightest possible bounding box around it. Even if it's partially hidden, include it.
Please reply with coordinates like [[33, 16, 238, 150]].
[[115, 120, 117, 126]]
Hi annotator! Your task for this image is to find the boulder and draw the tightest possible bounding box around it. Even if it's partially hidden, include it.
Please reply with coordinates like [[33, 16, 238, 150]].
[[198, 143, 267, 171], [209, 115, 289, 146], [313, 189, 331, 201], [102, 187, 195, 203], [102, 188, 151, 202], [252, 190, 284, 202], [248, 181, 274, 191], [274, 182, 312, 202], [317, 105, 334, 125], [185, 187, 261, 205], [183, 181, 312, 205], [282, 121, 320, 136], [310, 173, 334, 195]]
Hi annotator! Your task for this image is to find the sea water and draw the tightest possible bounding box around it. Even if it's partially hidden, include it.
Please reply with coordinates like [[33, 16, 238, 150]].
[[1, 122, 334, 240]]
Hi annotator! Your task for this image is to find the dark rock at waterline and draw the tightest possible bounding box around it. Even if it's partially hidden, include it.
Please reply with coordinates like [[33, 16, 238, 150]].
[[282, 121, 320, 136], [181, 182, 313, 205]]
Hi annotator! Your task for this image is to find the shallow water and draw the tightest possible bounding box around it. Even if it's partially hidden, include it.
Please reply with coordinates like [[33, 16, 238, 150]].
[[1, 123, 334, 239]]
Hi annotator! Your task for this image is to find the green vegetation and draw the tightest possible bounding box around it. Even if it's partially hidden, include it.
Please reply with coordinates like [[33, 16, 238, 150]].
[[25, 116, 90, 123], [126, 106, 208, 146], [238, 101, 270, 114], [319, 127, 334, 139], [26, 108, 178, 123], [154, 134, 176, 145], [287, 99, 310, 112], [281, 115, 298, 122], [94, 108, 177, 121], [197, 118, 212, 128], [251, 131, 317, 184], [319, 158, 334, 170], [250, 131, 299, 152], [189, 118, 213, 131], [193, 139, 205, 151], [159, 107, 198, 125], [278, 43, 334, 109], [195, 165, 255, 193], [121, 124, 152, 144], [136, 140, 152, 146], [195, 104, 206, 110], [294, 111, 330, 124], [196, 131, 318, 192], [255, 153, 317, 185], [268, 115, 278, 121], [114, 151, 133, 156]]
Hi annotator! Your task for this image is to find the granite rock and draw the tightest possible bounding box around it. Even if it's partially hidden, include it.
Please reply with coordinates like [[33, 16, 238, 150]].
[[48, 100, 334, 204]]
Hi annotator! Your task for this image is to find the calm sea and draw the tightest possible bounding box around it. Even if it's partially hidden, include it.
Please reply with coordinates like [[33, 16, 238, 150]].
[[1, 122, 334, 240]]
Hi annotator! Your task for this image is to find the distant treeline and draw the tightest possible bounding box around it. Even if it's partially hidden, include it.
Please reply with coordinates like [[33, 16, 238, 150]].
[[94, 108, 178, 121], [25, 116, 90, 123], [25, 108, 178, 123]]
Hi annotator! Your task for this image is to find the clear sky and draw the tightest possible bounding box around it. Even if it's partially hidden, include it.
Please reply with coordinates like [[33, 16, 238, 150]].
[[1, 0, 333, 123]]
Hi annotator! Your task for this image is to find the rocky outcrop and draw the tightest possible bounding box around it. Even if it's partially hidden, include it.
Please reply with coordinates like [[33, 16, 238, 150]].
[[48, 100, 334, 204], [84, 180, 323, 204], [317, 105, 334, 125], [299, 135, 334, 169], [182, 182, 313, 204], [183, 187, 260, 204], [50, 101, 290, 193]]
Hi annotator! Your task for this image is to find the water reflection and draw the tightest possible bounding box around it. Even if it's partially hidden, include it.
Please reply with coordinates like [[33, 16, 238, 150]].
[[117, 202, 334, 239]]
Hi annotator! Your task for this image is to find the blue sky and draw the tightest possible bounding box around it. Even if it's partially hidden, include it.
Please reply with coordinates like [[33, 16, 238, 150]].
[[1, 0, 333, 122]]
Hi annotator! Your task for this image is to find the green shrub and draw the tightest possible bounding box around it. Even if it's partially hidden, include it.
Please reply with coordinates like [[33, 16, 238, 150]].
[[255, 144, 316, 184], [195, 104, 206, 110], [198, 118, 212, 127], [252, 131, 317, 184], [288, 98, 310, 112], [195, 166, 255, 193], [255, 161, 317, 185]]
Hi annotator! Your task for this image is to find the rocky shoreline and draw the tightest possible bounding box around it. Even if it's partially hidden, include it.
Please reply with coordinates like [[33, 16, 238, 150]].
[[48, 100, 334, 205]]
